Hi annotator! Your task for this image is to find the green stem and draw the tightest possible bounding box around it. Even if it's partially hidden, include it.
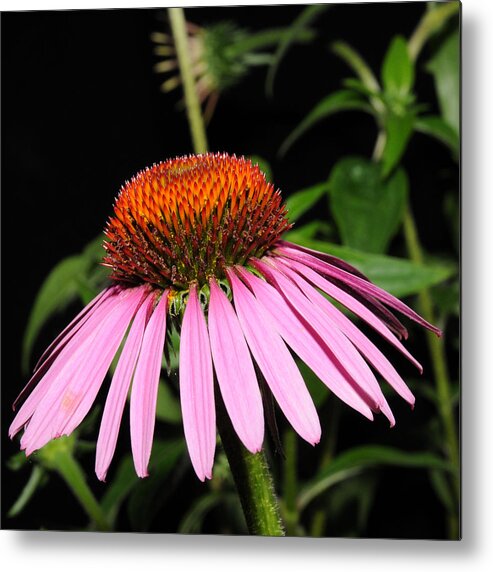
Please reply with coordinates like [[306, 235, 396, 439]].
[[408, 1, 460, 62], [216, 392, 285, 536], [282, 429, 298, 536], [402, 204, 460, 512], [52, 449, 110, 532], [168, 8, 208, 154]]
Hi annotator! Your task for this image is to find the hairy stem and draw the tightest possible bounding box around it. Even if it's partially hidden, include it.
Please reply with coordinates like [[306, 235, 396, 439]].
[[216, 391, 285, 536]]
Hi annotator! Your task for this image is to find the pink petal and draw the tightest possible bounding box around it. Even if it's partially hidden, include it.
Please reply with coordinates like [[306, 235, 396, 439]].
[[208, 278, 264, 453], [276, 256, 421, 371], [10, 287, 129, 440], [179, 285, 215, 481], [236, 267, 375, 420], [275, 244, 442, 336], [130, 291, 168, 478], [252, 259, 395, 426], [96, 292, 155, 481], [12, 287, 119, 415], [227, 269, 321, 445], [276, 239, 369, 281], [20, 287, 146, 455], [274, 258, 416, 405], [33, 288, 114, 374]]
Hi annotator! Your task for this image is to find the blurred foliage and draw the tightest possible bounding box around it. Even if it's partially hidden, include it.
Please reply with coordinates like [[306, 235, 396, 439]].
[[9, 2, 459, 538]]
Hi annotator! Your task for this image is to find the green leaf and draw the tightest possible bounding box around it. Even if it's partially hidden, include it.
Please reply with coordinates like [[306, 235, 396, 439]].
[[127, 439, 186, 531], [429, 468, 455, 514], [284, 220, 333, 243], [22, 256, 91, 373], [8, 465, 47, 518], [382, 36, 414, 97], [279, 90, 372, 156], [331, 41, 380, 93], [100, 455, 139, 527], [426, 29, 459, 134], [381, 112, 415, 177], [285, 182, 330, 223], [155, 381, 182, 423], [328, 157, 408, 253], [179, 492, 232, 533], [299, 445, 453, 509], [280, 238, 455, 297], [298, 360, 330, 408], [415, 115, 459, 158], [266, 4, 329, 96], [22, 234, 109, 373]]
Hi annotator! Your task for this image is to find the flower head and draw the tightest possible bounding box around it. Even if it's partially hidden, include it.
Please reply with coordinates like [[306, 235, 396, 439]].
[[10, 153, 440, 482]]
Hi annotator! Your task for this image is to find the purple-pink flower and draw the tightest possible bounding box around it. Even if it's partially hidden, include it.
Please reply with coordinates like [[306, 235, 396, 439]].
[[10, 153, 440, 482]]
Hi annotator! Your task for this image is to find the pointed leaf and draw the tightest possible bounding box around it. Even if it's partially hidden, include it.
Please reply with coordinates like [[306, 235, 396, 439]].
[[329, 157, 408, 253], [279, 90, 372, 156], [381, 112, 415, 176], [285, 182, 330, 223], [426, 29, 459, 134], [299, 445, 453, 509], [155, 380, 182, 423], [415, 115, 459, 158], [382, 36, 414, 96], [127, 438, 186, 531], [278, 238, 455, 298], [266, 4, 329, 96]]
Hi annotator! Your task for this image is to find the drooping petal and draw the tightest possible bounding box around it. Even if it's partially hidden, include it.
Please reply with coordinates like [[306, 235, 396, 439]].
[[96, 291, 155, 481], [10, 288, 130, 439], [276, 256, 421, 371], [179, 285, 215, 481], [130, 290, 168, 478], [33, 287, 115, 374], [236, 267, 375, 420], [12, 287, 120, 416], [208, 278, 264, 453], [274, 258, 416, 405], [252, 259, 395, 426], [275, 243, 442, 336], [276, 240, 369, 281], [20, 287, 146, 455], [227, 269, 321, 445]]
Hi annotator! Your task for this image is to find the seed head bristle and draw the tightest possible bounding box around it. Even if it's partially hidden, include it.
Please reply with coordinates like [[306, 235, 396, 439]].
[[103, 153, 291, 288]]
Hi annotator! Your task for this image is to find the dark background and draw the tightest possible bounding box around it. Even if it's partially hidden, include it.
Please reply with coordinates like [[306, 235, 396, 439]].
[[1, 3, 458, 536]]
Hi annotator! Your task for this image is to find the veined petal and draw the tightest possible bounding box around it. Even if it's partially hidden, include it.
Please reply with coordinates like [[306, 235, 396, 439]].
[[179, 285, 215, 481], [275, 257, 417, 404], [276, 256, 422, 371], [227, 269, 321, 445], [236, 267, 375, 420], [96, 291, 155, 481], [253, 258, 395, 426], [33, 287, 114, 374], [20, 287, 146, 455], [275, 244, 442, 336], [208, 278, 264, 453], [130, 290, 168, 478], [11, 287, 122, 424]]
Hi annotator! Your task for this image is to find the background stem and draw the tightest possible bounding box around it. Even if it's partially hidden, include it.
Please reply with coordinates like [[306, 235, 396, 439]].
[[402, 204, 460, 535], [169, 7, 208, 154], [282, 429, 298, 535]]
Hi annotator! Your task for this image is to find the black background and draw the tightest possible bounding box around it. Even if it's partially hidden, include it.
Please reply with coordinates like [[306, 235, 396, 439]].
[[1, 3, 458, 536]]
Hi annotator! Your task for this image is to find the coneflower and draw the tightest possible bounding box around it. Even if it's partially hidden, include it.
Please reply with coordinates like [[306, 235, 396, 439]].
[[10, 153, 440, 482]]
